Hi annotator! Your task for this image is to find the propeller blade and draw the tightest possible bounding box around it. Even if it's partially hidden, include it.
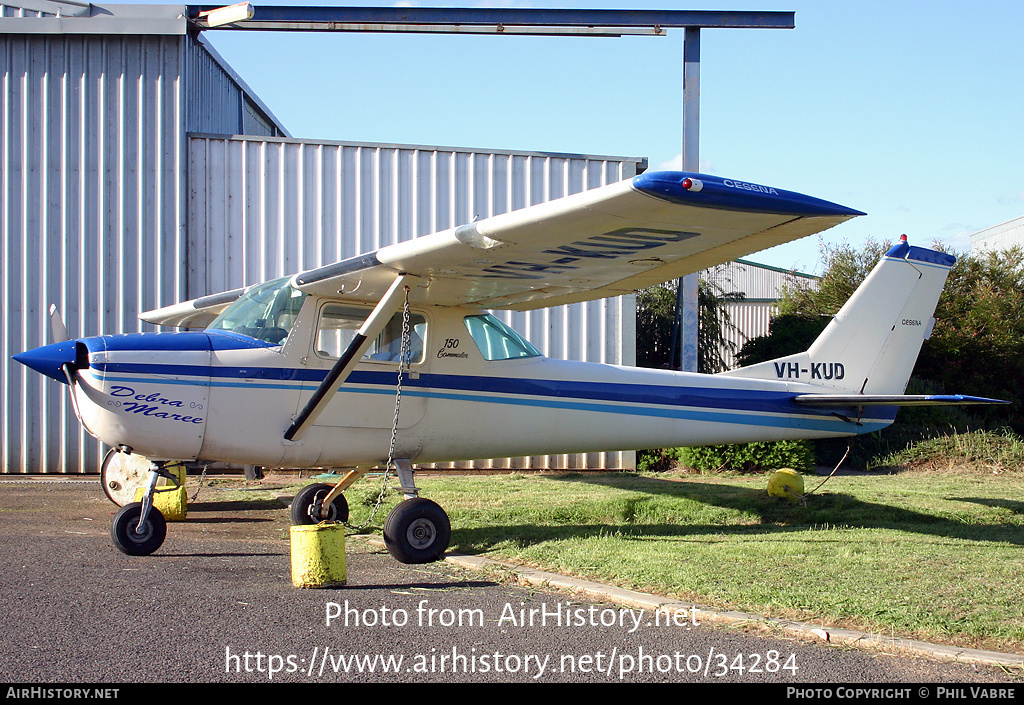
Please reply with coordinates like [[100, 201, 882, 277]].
[[49, 304, 69, 343]]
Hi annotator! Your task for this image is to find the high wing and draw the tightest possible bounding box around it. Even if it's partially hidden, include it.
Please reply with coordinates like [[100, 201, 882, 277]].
[[290, 171, 864, 310], [138, 170, 863, 326]]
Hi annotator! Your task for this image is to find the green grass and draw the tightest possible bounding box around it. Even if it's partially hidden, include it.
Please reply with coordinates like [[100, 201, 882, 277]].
[[333, 470, 1024, 655]]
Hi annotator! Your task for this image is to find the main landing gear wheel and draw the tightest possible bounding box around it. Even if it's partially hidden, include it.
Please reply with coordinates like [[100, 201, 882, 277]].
[[101, 449, 153, 506], [110, 502, 167, 556], [383, 497, 451, 564], [290, 483, 350, 525]]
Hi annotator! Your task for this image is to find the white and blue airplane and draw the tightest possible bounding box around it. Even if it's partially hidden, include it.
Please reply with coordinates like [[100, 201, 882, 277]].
[[13, 171, 1004, 562]]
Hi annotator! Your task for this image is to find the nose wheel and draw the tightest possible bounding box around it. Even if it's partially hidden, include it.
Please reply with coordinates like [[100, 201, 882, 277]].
[[109, 461, 178, 556], [110, 502, 167, 556], [290, 482, 350, 525]]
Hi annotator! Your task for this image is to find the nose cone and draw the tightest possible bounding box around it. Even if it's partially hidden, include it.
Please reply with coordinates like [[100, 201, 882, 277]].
[[12, 340, 80, 383]]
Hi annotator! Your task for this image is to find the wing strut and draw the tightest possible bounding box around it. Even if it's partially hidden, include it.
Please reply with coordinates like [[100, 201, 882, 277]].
[[284, 273, 416, 442]]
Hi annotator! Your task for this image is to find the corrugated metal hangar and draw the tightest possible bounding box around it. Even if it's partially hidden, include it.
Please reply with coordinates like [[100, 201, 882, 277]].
[[710, 260, 818, 370], [970, 215, 1024, 254], [1, 2, 646, 473]]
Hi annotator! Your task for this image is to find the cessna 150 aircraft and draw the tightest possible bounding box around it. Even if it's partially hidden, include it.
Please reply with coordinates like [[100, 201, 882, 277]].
[[14, 170, 1004, 563]]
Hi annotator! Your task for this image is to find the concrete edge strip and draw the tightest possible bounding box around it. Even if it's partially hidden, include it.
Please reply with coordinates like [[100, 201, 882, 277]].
[[437, 550, 1024, 670]]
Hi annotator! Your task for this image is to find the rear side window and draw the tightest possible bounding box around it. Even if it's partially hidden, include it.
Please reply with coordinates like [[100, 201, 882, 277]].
[[463, 314, 541, 361], [316, 304, 426, 364]]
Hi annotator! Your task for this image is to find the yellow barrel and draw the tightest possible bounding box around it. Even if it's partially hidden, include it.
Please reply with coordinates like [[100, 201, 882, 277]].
[[290, 523, 347, 588], [134, 471, 188, 521]]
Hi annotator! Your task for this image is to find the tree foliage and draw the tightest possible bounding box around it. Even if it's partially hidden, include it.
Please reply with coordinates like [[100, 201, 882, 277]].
[[775, 238, 894, 318], [697, 273, 743, 374], [735, 238, 891, 367], [635, 283, 677, 369], [636, 269, 743, 373], [733, 313, 828, 367], [916, 246, 1024, 423]]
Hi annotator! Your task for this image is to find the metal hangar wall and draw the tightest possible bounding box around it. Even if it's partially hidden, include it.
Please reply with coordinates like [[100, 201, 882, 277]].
[[2, 3, 642, 473], [1, 3, 286, 474]]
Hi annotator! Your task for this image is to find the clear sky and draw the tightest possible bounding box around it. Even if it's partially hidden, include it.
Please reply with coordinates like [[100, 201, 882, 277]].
[[190, 0, 1024, 275]]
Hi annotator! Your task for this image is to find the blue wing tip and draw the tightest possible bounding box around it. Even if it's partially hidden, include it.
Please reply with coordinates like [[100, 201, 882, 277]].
[[633, 171, 865, 218], [946, 395, 1010, 404]]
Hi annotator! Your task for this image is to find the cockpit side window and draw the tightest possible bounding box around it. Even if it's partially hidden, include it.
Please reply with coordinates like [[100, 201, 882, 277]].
[[207, 277, 308, 346], [463, 314, 541, 361], [316, 303, 426, 364]]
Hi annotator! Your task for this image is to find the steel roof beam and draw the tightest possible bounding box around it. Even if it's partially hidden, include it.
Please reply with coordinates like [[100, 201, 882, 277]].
[[186, 6, 795, 33]]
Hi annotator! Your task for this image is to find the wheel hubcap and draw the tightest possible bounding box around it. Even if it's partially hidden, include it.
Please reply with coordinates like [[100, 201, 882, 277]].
[[128, 520, 153, 543], [406, 518, 436, 549], [307, 496, 337, 522]]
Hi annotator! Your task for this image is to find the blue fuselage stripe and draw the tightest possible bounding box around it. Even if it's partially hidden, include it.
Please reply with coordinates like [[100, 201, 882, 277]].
[[344, 385, 890, 432], [86, 362, 891, 432]]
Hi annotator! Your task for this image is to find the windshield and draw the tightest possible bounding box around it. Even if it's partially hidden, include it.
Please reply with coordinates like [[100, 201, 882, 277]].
[[207, 276, 308, 346]]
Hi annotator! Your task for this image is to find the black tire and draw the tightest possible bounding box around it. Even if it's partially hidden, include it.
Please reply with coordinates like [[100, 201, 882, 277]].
[[383, 498, 451, 564], [110, 502, 167, 556], [290, 483, 349, 525]]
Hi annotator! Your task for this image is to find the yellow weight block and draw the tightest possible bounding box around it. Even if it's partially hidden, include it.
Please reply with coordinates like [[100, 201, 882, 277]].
[[290, 523, 347, 588], [134, 479, 188, 521]]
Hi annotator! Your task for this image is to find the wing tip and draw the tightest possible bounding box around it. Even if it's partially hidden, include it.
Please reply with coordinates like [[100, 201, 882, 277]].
[[634, 171, 865, 218]]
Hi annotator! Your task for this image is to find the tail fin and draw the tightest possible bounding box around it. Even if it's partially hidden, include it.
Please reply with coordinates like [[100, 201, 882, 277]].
[[721, 237, 953, 396]]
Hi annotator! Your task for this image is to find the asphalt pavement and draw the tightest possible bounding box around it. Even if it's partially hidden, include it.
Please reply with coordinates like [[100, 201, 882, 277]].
[[0, 477, 1020, 688]]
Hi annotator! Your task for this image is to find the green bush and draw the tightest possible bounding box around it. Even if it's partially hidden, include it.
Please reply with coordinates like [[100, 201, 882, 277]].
[[637, 440, 814, 474], [677, 439, 815, 474], [636, 447, 688, 473], [870, 427, 1024, 471]]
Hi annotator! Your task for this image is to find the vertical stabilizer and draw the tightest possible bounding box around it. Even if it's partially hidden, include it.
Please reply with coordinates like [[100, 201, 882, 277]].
[[720, 237, 954, 396]]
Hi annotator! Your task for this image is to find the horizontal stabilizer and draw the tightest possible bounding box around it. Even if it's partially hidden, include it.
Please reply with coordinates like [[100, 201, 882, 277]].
[[793, 394, 1009, 407]]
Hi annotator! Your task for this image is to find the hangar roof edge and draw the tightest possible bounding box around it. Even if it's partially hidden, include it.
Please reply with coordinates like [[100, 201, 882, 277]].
[[187, 132, 646, 167], [0, 2, 187, 34]]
